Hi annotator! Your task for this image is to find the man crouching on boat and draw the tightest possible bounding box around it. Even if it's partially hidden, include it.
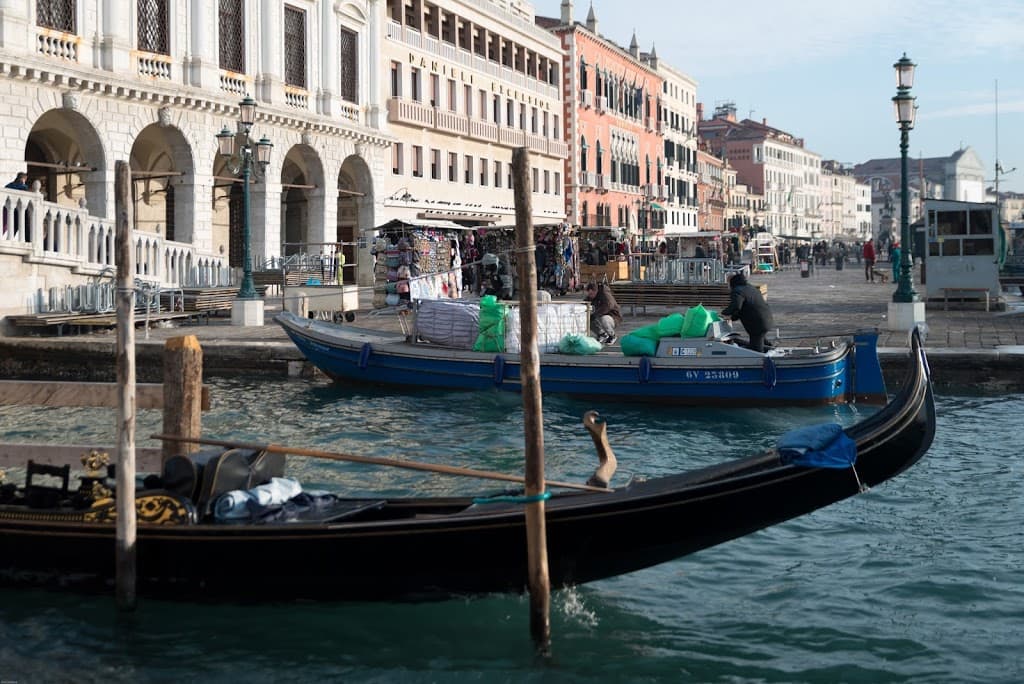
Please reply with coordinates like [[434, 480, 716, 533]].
[[584, 282, 622, 345], [721, 272, 774, 353]]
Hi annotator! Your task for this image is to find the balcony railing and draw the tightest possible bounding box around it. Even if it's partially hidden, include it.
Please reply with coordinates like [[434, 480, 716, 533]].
[[499, 127, 526, 147], [385, 21, 559, 100], [386, 99, 564, 157], [1, 188, 227, 303], [137, 53, 172, 80], [435, 108, 469, 136], [388, 98, 436, 127], [36, 28, 78, 62]]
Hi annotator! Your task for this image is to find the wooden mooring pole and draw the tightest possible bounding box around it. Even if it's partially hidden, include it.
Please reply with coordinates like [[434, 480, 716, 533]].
[[161, 336, 203, 467], [114, 160, 137, 610], [511, 147, 551, 655]]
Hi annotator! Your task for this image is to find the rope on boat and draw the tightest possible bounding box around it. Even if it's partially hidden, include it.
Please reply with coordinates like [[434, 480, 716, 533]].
[[638, 356, 652, 384], [473, 491, 552, 505], [762, 356, 778, 389], [493, 355, 505, 386]]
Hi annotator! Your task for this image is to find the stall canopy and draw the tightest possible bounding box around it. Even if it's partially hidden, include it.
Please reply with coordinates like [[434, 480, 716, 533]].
[[370, 218, 472, 233]]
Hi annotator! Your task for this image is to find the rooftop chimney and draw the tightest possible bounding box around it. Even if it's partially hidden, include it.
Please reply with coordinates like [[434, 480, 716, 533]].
[[560, 0, 573, 24]]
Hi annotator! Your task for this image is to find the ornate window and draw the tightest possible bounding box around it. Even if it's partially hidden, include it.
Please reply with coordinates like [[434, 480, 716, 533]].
[[284, 5, 307, 88], [137, 0, 169, 55], [339, 27, 358, 103], [218, 0, 245, 73], [37, 0, 76, 32]]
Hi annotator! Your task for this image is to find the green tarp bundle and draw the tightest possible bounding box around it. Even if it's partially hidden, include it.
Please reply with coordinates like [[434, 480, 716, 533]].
[[473, 295, 507, 352], [620, 304, 720, 357]]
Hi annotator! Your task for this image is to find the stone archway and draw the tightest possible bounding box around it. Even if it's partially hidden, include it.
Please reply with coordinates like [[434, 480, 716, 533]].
[[129, 123, 196, 244], [25, 109, 108, 216], [279, 144, 326, 257], [338, 154, 374, 286]]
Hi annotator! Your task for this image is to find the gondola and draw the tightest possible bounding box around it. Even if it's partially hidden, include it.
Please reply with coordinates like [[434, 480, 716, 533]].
[[275, 310, 888, 406], [0, 329, 933, 602]]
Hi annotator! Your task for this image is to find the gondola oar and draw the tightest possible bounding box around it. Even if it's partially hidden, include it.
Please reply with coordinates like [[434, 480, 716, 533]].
[[152, 434, 614, 493]]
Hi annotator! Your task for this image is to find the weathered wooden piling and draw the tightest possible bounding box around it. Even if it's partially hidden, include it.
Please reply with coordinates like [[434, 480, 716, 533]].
[[114, 160, 137, 610], [512, 147, 551, 655], [161, 335, 203, 465]]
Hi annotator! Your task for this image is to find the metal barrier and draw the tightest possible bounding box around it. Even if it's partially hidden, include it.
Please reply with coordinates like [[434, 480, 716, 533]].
[[630, 257, 725, 285]]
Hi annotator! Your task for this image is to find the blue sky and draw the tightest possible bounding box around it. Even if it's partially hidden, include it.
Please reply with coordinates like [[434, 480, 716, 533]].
[[536, 0, 1024, 193]]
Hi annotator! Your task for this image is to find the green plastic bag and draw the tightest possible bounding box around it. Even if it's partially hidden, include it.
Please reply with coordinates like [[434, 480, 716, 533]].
[[656, 312, 684, 337], [682, 304, 715, 338], [629, 323, 662, 341], [620, 333, 658, 357], [473, 295, 507, 352], [558, 333, 603, 355]]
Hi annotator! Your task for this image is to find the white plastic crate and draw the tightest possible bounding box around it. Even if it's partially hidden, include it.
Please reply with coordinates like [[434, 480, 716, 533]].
[[505, 303, 589, 353]]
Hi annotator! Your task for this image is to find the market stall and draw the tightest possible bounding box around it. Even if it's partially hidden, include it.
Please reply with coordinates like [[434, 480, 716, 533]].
[[371, 218, 470, 308]]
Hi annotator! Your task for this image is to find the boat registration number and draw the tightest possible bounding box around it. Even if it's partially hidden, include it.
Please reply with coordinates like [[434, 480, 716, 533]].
[[684, 369, 741, 381], [668, 347, 697, 357]]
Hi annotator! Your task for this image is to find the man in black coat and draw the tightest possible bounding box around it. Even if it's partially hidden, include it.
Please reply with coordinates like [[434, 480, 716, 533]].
[[721, 272, 774, 353]]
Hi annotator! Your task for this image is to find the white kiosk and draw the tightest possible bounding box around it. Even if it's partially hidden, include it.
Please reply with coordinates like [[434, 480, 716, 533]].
[[923, 200, 1000, 311]]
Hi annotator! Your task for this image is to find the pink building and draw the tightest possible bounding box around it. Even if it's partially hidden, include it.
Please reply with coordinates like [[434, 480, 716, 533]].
[[539, 3, 665, 246]]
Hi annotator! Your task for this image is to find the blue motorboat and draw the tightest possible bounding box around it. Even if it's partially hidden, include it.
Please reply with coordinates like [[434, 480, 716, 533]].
[[275, 310, 886, 406]]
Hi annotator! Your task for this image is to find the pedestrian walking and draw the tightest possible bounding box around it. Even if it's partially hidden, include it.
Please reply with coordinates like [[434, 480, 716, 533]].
[[863, 240, 876, 282]]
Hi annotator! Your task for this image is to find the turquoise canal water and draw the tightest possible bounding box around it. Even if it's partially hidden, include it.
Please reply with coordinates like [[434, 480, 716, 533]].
[[0, 378, 1021, 683]]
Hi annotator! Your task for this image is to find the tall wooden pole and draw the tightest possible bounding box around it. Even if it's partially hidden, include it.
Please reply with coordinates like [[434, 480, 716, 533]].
[[114, 160, 137, 610], [511, 147, 551, 656]]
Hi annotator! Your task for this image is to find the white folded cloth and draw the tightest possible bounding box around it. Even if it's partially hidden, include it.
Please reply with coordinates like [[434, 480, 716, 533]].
[[213, 477, 303, 521]]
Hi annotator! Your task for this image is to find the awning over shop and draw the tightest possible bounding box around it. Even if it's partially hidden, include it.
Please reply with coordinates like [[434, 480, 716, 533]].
[[372, 218, 472, 232], [417, 211, 500, 224]]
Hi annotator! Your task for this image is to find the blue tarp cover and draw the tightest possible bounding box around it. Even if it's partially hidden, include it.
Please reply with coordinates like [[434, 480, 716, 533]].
[[777, 423, 857, 468]]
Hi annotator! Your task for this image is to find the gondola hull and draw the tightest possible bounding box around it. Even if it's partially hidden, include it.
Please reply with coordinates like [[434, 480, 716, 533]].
[[275, 311, 887, 406], [0, 332, 932, 602]]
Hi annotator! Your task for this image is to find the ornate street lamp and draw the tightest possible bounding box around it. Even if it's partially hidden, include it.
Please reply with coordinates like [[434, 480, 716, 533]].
[[892, 53, 917, 303], [217, 96, 273, 301]]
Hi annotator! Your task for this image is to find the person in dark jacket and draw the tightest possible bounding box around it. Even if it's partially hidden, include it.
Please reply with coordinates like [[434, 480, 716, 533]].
[[584, 282, 622, 344], [721, 272, 774, 353]]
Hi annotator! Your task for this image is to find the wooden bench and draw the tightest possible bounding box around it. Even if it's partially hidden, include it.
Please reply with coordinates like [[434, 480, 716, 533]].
[[940, 287, 990, 312], [999, 275, 1024, 295], [611, 283, 767, 315]]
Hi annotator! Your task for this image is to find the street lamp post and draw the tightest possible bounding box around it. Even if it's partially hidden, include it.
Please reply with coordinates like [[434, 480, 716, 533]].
[[217, 96, 273, 306], [891, 54, 917, 303]]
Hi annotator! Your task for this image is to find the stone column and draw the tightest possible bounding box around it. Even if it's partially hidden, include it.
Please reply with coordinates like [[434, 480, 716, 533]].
[[318, 1, 338, 116], [0, 0, 31, 54], [175, 175, 211, 251], [101, 0, 131, 72], [187, 0, 219, 88], [366, 0, 383, 129], [257, 0, 285, 104], [249, 180, 281, 265], [306, 181, 328, 247]]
